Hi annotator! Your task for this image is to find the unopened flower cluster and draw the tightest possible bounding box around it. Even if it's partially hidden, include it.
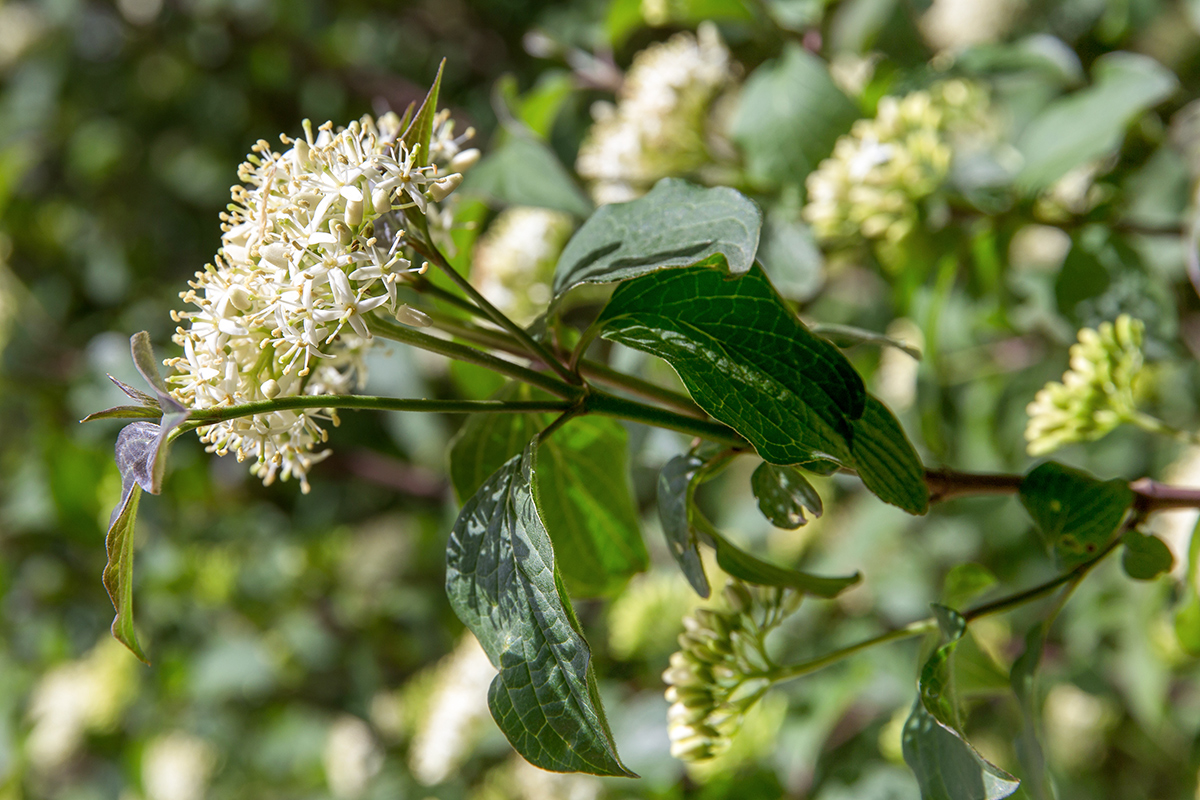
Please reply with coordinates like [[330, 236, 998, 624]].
[[663, 581, 800, 761], [472, 206, 574, 326], [576, 24, 735, 204], [1025, 315, 1145, 456], [804, 80, 987, 245], [168, 112, 477, 491]]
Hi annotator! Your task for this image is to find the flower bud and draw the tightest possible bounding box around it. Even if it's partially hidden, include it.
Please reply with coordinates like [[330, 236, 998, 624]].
[[449, 148, 481, 172], [260, 242, 289, 270], [395, 305, 431, 328], [428, 173, 463, 203], [723, 582, 753, 615], [261, 379, 281, 399]]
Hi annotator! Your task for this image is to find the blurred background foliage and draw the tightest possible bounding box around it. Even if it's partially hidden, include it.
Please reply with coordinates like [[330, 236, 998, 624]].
[[3, 0, 1200, 797]]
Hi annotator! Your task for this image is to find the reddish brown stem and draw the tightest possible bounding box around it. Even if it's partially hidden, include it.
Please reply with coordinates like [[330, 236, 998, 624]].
[[926, 468, 1200, 516]]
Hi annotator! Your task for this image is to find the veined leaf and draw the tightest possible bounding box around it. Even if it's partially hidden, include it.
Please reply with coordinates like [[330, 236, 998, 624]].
[[751, 462, 823, 529], [597, 261, 865, 466], [449, 385, 647, 598], [553, 179, 762, 298], [657, 452, 713, 597], [1018, 462, 1133, 567], [445, 446, 635, 776], [850, 395, 929, 514], [903, 605, 1020, 800]]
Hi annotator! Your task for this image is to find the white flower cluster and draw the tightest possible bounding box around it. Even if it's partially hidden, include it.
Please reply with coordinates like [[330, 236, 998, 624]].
[[472, 206, 574, 326], [168, 112, 477, 492], [576, 24, 734, 204], [804, 80, 985, 246]]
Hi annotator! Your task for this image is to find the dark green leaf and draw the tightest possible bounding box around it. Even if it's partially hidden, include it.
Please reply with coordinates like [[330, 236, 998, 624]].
[[598, 261, 865, 466], [1016, 52, 1177, 192], [730, 44, 859, 189], [1121, 530, 1174, 581], [449, 386, 647, 598], [902, 701, 1021, 800], [401, 59, 445, 168], [849, 395, 930, 514], [751, 462, 823, 529], [903, 605, 1019, 800], [1011, 623, 1055, 800], [553, 179, 762, 298], [445, 446, 635, 776], [657, 453, 712, 597], [1018, 462, 1133, 567], [463, 136, 592, 217], [701, 519, 859, 598]]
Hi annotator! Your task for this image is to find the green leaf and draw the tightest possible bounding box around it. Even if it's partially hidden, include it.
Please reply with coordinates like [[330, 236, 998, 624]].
[[657, 452, 713, 597], [508, 71, 575, 140], [82, 404, 163, 423], [940, 563, 997, 610], [444, 446, 635, 776], [463, 136, 592, 217], [553, 179, 763, 298], [401, 59, 445, 168], [1011, 623, 1055, 800], [1121, 530, 1175, 581], [751, 462, 823, 529], [701, 518, 860, 598], [1018, 462, 1133, 567], [598, 261, 865, 466], [903, 605, 1020, 800], [448, 385, 545, 503], [1015, 52, 1177, 192], [849, 395, 929, 514], [902, 701, 1021, 800], [730, 44, 860, 189], [104, 481, 146, 663], [449, 385, 648, 598], [537, 417, 648, 598], [757, 214, 825, 301], [1176, 519, 1200, 657]]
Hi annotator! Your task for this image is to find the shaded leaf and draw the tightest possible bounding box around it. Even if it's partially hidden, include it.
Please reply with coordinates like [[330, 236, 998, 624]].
[[553, 179, 762, 298], [1011, 623, 1056, 800], [902, 701, 1021, 800], [903, 605, 1019, 800], [598, 261, 865, 466], [448, 385, 545, 503], [1121, 530, 1174, 581], [445, 446, 635, 776], [731, 44, 859, 189], [700, 518, 859, 598], [464, 136, 592, 217], [751, 462, 823, 529], [849, 395, 929, 514], [104, 481, 146, 664], [657, 452, 712, 597], [109, 373, 160, 409], [82, 405, 163, 423], [1016, 52, 1177, 192], [1018, 462, 1133, 567], [1176, 519, 1200, 657]]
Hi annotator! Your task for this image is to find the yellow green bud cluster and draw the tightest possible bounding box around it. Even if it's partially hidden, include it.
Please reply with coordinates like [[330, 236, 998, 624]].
[[804, 80, 986, 245], [1025, 315, 1145, 456], [663, 581, 800, 762]]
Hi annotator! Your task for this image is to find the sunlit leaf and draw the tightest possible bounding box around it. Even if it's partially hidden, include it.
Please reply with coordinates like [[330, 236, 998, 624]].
[[751, 462, 823, 529], [553, 179, 762, 297], [445, 446, 635, 776], [401, 59, 445, 168]]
